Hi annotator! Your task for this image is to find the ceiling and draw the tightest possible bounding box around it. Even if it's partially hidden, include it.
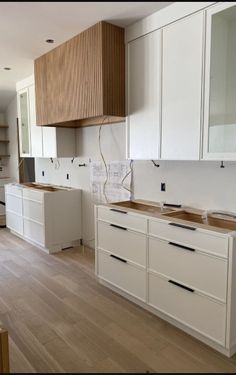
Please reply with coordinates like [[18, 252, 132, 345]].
[[0, 1, 172, 112]]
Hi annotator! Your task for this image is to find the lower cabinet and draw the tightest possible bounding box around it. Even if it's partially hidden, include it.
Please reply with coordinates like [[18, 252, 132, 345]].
[[95, 205, 235, 357], [5, 184, 82, 253], [148, 273, 226, 345], [98, 250, 146, 301]]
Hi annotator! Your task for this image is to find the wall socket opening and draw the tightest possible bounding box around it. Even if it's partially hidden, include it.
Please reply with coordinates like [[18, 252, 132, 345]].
[[161, 182, 166, 192], [66, 173, 69, 180], [42, 171, 45, 177]]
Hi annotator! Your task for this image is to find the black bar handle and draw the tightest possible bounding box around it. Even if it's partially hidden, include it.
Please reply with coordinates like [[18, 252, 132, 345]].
[[110, 224, 127, 231], [110, 254, 127, 263], [169, 222, 196, 231], [168, 242, 195, 252], [110, 208, 127, 214], [164, 203, 182, 208], [168, 279, 194, 293]]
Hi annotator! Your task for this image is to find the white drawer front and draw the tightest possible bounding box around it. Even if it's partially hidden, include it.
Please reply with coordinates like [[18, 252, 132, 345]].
[[98, 250, 146, 301], [23, 188, 44, 203], [23, 199, 44, 224], [149, 219, 228, 258], [149, 237, 227, 301], [6, 212, 23, 235], [23, 219, 45, 246], [5, 184, 22, 197], [148, 273, 226, 345], [97, 221, 146, 266], [97, 206, 147, 233], [6, 194, 22, 216]]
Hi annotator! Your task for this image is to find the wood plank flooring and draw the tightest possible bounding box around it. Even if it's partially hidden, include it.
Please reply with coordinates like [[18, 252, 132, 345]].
[[1, 228, 236, 373]]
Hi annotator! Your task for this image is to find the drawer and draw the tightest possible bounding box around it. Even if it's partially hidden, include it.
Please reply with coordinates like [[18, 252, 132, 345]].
[[97, 221, 146, 266], [149, 237, 227, 301], [23, 218, 45, 246], [98, 250, 146, 301], [149, 219, 228, 258], [148, 273, 226, 345], [97, 206, 147, 233], [23, 188, 44, 203], [23, 199, 44, 224], [5, 184, 22, 197], [6, 212, 23, 235], [5, 194, 23, 216]]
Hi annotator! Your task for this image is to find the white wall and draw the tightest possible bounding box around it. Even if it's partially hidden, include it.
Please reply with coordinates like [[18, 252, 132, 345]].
[[35, 123, 127, 248], [35, 122, 236, 249], [5, 96, 19, 182]]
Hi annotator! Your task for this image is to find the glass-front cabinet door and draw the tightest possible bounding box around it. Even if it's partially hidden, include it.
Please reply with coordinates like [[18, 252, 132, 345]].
[[203, 2, 236, 160], [18, 88, 31, 156]]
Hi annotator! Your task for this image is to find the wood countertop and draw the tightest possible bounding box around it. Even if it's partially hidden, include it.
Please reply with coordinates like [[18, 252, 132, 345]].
[[103, 199, 236, 235]]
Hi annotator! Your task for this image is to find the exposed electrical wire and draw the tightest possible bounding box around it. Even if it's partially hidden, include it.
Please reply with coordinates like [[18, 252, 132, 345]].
[[121, 159, 133, 194], [151, 160, 160, 168], [54, 158, 60, 170], [98, 117, 109, 203]]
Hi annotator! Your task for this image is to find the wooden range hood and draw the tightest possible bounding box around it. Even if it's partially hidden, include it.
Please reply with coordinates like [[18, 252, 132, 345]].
[[34, 21, 125, 128]]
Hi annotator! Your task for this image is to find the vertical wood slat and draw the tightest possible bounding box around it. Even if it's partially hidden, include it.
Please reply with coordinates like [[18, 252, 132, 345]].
[[0, 328, 10, 373], [34, 21, 125, 127]]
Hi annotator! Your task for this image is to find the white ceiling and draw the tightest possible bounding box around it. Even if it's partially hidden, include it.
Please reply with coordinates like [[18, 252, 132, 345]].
[[0, 1, 172, 112]]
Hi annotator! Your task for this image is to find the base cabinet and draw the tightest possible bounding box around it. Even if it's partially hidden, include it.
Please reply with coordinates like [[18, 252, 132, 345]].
[[148, 272, 226, 345], [95, 204, 236, 357], [5, 184, 82, 253]]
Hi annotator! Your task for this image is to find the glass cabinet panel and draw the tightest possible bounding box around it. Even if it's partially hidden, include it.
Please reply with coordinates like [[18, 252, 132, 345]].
[[207, 5, 236, 153], [19, 91, 30, 155]]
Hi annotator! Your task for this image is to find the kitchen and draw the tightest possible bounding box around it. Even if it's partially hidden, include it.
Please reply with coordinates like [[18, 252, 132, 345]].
[[0, 1, 236, 373]]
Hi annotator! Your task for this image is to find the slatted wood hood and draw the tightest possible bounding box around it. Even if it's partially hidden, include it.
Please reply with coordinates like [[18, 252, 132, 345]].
[[34, 21, 125, 128]]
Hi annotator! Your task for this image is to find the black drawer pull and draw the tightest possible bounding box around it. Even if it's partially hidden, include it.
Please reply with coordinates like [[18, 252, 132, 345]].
[[164, 203, 182, 208], [110, 224, 127, 231], [110, 208, 127, 214], [110, 254, 127, 263], [169, 222, 196, 231], [168, 242, 195, 252], [168, 279, 194, 293]]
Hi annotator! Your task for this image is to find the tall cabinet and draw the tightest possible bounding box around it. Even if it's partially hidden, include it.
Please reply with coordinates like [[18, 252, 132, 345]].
[[126, 11, 204, 160], [203, 2, 236, 160], [161, 13, 204, 160], [16, 75, 76, 158], [127, 30, 161, 160]]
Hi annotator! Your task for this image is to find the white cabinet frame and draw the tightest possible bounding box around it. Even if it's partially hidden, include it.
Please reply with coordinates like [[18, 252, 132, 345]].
[[203, 2, 236, 160]]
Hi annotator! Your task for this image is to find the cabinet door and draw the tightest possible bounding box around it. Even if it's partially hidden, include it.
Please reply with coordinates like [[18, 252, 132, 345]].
[[42, 127, 57, 158], [203, 3, 236, 160], [29, 85, 43, 157], [161, 13, 204, 160], [127, 30, 161, 160], [18, 89, 31, 157]]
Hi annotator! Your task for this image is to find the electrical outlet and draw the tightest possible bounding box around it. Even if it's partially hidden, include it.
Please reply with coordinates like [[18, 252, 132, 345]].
[[42, 171, 45, 177], [66, 173, 69, 180], [161, 182, 166, 192]]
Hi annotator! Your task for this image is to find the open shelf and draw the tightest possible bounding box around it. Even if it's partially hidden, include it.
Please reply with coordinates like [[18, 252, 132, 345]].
[[0, 140, 9, 143], [0, 125, 8, 129]]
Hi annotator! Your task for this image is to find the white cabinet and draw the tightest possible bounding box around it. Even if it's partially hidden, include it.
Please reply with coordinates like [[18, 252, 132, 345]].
[[161, 12, 204, 160], [16, 75, 76, 158], [95, 204, 236, 357], [127, 30, 161, 160], [5, 183, 82, 253], [203, 2, 236, 160]]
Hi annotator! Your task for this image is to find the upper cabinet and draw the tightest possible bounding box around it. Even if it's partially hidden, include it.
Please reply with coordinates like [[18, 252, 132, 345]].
[[127, 30, 161, 160], [161, 13, 204, 160], [203, 2, 236, 160], [16, 75, 76, 158], [34, 21, 125, 128]]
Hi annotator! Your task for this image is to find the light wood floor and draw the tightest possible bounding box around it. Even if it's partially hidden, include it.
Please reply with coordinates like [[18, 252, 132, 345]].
[[1, 230, 236, 373]]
